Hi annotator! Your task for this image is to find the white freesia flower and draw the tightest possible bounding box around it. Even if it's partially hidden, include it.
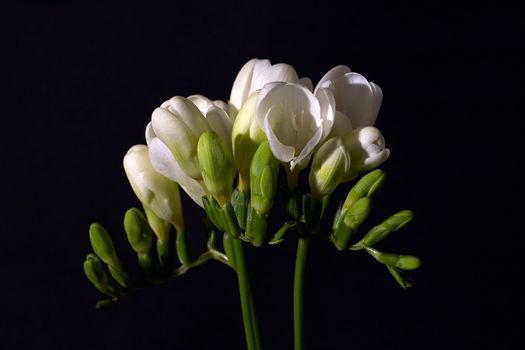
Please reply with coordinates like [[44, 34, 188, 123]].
[[309, 137, 351, 199], [229, 58, 313, 117], [123, 145, 184, 228], [343, 126, 390, 181], [256, 82, 333, 172], [152, 96, 210, 179], [315, 65, 383, 135]]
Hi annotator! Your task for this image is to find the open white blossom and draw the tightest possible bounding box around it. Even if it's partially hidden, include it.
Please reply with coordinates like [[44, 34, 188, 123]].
[[255, 82, 333, 172], [315, 65, 382, 136]]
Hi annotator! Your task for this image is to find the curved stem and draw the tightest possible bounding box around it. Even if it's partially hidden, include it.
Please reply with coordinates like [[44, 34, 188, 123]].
[[294, 237, 309, 350], [233, 238, 260, 350]]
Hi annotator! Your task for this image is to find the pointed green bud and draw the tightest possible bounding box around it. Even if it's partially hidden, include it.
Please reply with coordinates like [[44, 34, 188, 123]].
[[83, 254, 120, 298], [83, 253, 109, 286], [250, 141, 279, 215], [96, 298, 118, 309], [309, 137, 351, 199], [355, 210, 414, 248], [124, 208, 154, 254], [198, 131, 235, 205], [343, 169, 385, 210], [367, 247, 421, 270], [332, 198, 371, 250], [232, 92, 266, 192], [89, 223, 119, 267], [269, 221, 296, 245]]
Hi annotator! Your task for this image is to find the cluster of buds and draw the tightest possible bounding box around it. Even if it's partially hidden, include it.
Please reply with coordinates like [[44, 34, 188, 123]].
[[83, 58, 419, 309]]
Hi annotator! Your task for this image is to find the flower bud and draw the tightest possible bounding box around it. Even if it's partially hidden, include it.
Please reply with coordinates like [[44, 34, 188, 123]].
[[231, 92, 266, 191], [83, 253, 120, 298], [89, 223, 130, 287], [342, 169, 385, 210], [332, 197, 371, 250], [367, 247, 421, 270], [343, 127, 390, 181], [197, 131, 235, 205], [124, 208, 154, 254], [250, 141, 279, 215], [152, 97, 210, 179], [124, 144, 184, 231], [89, 223, 119, 267], [309, 137, 350, 199], [355, 210, 414, 248]]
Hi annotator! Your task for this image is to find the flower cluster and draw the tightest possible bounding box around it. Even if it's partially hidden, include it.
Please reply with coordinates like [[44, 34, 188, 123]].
[[83, 59, 420, 350], [125, 59, 389, 218]]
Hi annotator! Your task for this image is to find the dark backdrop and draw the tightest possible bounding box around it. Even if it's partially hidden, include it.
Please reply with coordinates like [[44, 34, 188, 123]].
[[3, 1, 521, 349]]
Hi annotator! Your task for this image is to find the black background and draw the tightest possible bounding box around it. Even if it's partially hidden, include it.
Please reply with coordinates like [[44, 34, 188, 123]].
[[3, 1, 522, 349]]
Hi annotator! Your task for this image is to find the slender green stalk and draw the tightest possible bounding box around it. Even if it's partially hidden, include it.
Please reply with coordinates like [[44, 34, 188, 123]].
[[294, 237, 309, 350], [233, 238, 260, 350]]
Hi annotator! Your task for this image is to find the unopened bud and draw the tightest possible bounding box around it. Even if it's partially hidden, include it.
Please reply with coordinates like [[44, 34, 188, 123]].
[[250, 141, 279, 215], [367, 247, 421, 270], [124, 208, 154, 254], [332, 197, 371, 250], [198, 131, 235, 205], [356, 210, 414, 248], [343, 169, 385, 210]]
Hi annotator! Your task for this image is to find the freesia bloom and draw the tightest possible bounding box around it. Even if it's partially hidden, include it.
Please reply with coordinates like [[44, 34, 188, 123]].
[[123, 144, 184, 228], [256, 82, 334, 172], [229, 58, 312, 117], [315, 65, 382, 136], [343, 126, 390, 181]]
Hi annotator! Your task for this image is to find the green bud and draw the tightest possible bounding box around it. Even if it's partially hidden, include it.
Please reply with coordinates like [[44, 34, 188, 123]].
[[124, 208, 154, 254], [332, 198, 371, 250], [245, 205, 268, 247], [367, 247, 421, 270], [309, 137, 350, 199], [83, 254, 120, 298], [198, 131, 235, 205], [96, 298, 118, 309], [202, 196, 224, 230], [343, 169, 385, 210], [83, 253, 108, 286], [250, 141, 279, 215], [89, 223, 119, 267], [355, 210, 414, 248]]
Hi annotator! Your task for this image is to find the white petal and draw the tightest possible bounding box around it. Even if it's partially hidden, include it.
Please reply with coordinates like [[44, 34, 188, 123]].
[[263, 109, 296, 162], [292, 125, 322, 171], [298, 77, 313, 91], [149, 138, 205, 207], [145, 122, 156, 145], [205, 105, 233, 151], [255, 81, 286, 128], [159, 96, 209, 137], [314, 65, 352, 94], [188, 94, 212, 115], [315, 87, 336, 140], [229, 58, 259, 112], [250, 63, 299, 95], [329, 111, 353, 139], [332, 73, 382, 128]]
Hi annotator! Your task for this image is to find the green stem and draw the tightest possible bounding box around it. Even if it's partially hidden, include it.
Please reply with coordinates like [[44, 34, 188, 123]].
[[294, 237, 309, 350], [233, 238, 260, 350]]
